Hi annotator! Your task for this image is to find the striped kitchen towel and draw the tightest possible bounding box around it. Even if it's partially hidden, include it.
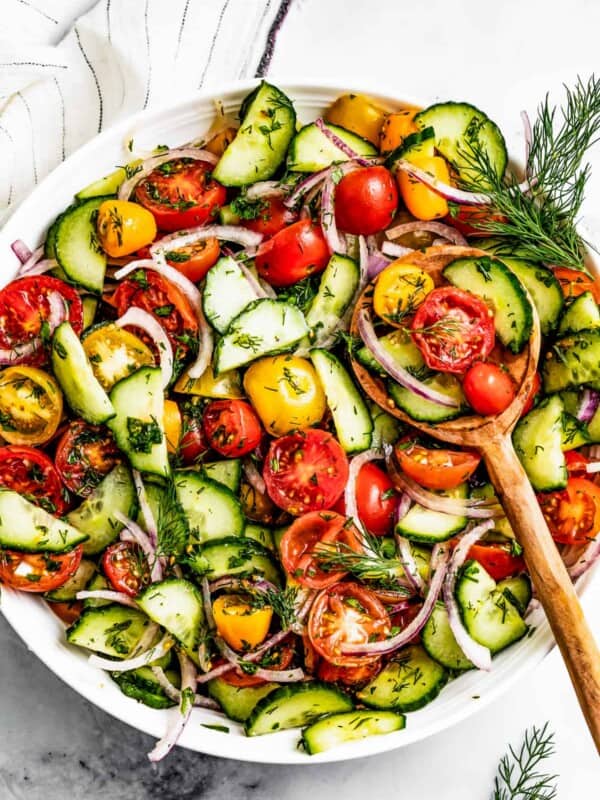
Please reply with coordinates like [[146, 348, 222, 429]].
[[0, 0, 293, 223]]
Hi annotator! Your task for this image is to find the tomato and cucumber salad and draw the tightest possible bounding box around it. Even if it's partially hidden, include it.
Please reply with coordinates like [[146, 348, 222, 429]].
[[1, 80, 598, 759]]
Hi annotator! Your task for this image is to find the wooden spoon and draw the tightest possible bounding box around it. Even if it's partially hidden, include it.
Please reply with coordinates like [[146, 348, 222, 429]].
[[350, 245, 600, 750]]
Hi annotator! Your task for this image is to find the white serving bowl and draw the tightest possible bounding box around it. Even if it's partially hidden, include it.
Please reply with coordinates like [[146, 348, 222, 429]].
[[0, 80, 597, 764]]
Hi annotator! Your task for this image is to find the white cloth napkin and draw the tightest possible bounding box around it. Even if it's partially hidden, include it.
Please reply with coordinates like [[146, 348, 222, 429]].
[[0, 0, 287, 223]]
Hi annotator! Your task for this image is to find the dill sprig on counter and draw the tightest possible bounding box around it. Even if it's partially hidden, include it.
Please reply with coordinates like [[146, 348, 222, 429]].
[[491, 723, 558, 800], [459, 75, 600, 268]]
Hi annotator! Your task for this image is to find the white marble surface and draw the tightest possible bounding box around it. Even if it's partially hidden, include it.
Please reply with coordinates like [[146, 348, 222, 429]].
[[2, 0, 600, 797]]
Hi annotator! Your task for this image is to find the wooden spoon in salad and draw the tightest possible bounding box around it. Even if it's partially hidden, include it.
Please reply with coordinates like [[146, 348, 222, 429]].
[[350, 244, 600, 750]]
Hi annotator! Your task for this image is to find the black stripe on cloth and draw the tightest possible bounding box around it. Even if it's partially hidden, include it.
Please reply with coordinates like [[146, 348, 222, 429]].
[[237, 0, 272, 79], [53, 76, 66, 161], [255, 0, 293, 77], [0, 62, 67, 69], [0, 125, 15, 205], [198, 0, 232, 88], [17, 91, 37, 185], [106, 0, 112, 45], [15, 0, 58, 25], [75, 26, 103, 133], [176, 0, 192, 59], [143, 0, 152, 109]]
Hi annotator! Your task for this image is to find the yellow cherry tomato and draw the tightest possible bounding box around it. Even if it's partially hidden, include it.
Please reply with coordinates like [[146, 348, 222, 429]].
[[82, 323, 154, 391], [174, 364, 243, 399], [96, 199, 157, 258], [325, 94, 388, 145], [373, 262, 435, 325], [243, 355, 326, 436], [212, 594, 273, 651], [397, 155, 450, 220], [204, 126, 238, 157], [163, 399, 182, 454], [0, 366, 63, 446], [379, 107, 421, 153], [240, 481, 279, 525]]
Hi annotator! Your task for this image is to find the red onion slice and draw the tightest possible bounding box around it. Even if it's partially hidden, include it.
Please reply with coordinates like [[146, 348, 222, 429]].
[[75, 589, 139, 608], [357, 308, 459, 409], [19, 258, 59, 277], [243, 458, 266, 495], [521, 110, 533, 173], [344, 448, 384, 537], [116, 308, 173, 389], [246, 180, 286, 200], [11, 239, 33, 264], [201, 577, 216, 631], [150, 224, 263, 256], [585, 462, 600, 474], [116, 511, 162, 583], [118, 148, 218, 200], [357, 234, 370, 293], [395, 159, 491, 205], [196, 629, 290, 684], [88, 632, 174, 672], [236, 261, 271, 300], [284, 166, 331, 209], [148, 650, 197, 762], [442, 520, 495, 671], [381, 241, 414, 258], [0, 291, 66, 365], [214, 634, 304, 684], [366, 235, 393, 279], [149, 666, 220, 709], [321, 172, 346, 254], [395, 534, 425, 595], [314, 118, 382, 168], [132, 469, 159, 550], [386, 220, 467, 246], [568, 536, 600, 580], [577, 389, 600, 423]]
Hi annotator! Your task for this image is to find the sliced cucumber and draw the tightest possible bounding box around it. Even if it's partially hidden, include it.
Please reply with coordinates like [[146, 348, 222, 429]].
[[561, 412, 590, 450], [76, 166, 127, 200], [288, 123, 377, 172], [0, 491, 87, 553], [243, 523, 275, 551], [203, 257, 262, 334], [388, 375, 468, 423], [456, 560, 527, 653], [52, 322, 115, 424], [303, 253, 360, 344], [66, 604, 154, 657], [543, 329, 600, 393], [187, 536, 282, 586], [498, 258, 563, 336], [214, 299, 309, 374], [202, 459, 242, 494], [356, 330, 423, 377], [422, 602, 473, 670], [82, 296, 98, 330], [174, 470, 244, 543], [414, 101, 507, 183], [82, 573, 111, 608], [136, 578, 205, 660], [497, 574, 532, 615], [513, 395, 567, 491], [395, 482, 468, 542], [558, 291, 600, 335], [443, 256, 533, 353], [470, 483, 514, 540], [357, 645, 447, 712], [245, 682, 353, 736], [54, 196, 109, 293], [385, 127, 436, 168], [67, 464, 138, 555], [45, 559, 97, 602], [208, 678, 278, 722], [369, 400, 403, 448], [112, 666, 179, 710], [302, 710, 405, 755], [310, 349, 372, 453], [108, 367, 169, 478], [212, 82, 296, 186]]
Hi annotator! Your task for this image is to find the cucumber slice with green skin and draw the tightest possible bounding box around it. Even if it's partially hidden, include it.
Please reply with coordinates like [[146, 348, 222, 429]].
[[218, 204, 241, 226], [561, 412, 590, 451], [288, 122, 377, 172], [422, 602, 474, 671], [558, 291, 600, 335], [208, 678, 278, 722], [395, 482, 469, 542], [243, 523, 275, 551], [45, 559, 97, 602], [203, 257, 262, 334], [301, 710, 406, 755], [174, 470, 244, 543], [139, 481, 189, 558], [587, 403, 600, 443], [245, 682, 353, 736], [443, 256, 533, 354], [201, 459, 242, 493], [214, 299, 309, 374], [303, 254, 360, 345], [76, 166, 127, 200], [83, 573, 111, 608], [54, 196, 109, 293], [456, 560, 527, 653], [470, 483, 514, 540], [136, 578, 205, 660], [385, 126, 435, 168], [497, 574, 532, 616], [67, 464, 138, 555], [356, 330, 422, 377], [513, 395, 567, 491], [45, 212, 64, 259], [388, 375, 468, 423], [112, 666, 180, 710], [52, 322, 115, 424], [310, 349, 373, 453], [414, 101, 507, 184], [369, 400, 403, 448], [497, 257, 563, 336], [66, 604, 155, 657], [212, 82, 296, 186], [187, 536, 282, 586], [357, 645, 447, 712], [543, 329, 600, 393], [108, 367, 169, 478], [0, 491, 87, 552], [82, 296, 98, 330]]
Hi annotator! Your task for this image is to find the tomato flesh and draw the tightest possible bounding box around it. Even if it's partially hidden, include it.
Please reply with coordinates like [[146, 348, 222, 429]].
[[317, 658, 382, 687], [395, 439, 480, 490], [202, 399, 263, 457], [244, 197, 298, 238], [0, 445, 68, 514], [0, 546, 82, 593], [255, 219, 330, 287], [55, 420, 120, 497], [102, 542, 150, 597], [538, 477, 600, 545], [163, 237, 221, 282], [463, 362, 516, 416], [467, 543, 525, 581], [336, 462, 397, 536], [335, 166, 398, 235]]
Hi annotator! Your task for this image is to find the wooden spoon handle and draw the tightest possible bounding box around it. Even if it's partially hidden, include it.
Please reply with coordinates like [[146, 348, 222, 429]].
[[482, 434, 600, 752]]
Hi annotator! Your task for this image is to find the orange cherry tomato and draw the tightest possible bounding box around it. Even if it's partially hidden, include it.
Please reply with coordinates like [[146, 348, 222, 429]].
[[395, 439, 480, 490], [538, 477, 600, 545], [162, 237, 220, 282], [0, 546, 83, 593], [397, 155, 450, 220], [212, 594, 273, 652], [553, 267, 600, 303]]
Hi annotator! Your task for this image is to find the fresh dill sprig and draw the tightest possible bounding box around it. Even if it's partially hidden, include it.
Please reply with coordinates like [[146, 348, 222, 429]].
[[251, 585, 299, 630], [491, 723, 558, 800], [155, 479, 189, 559], [459, 75, 600, 268], [315, 529, 411, 587]]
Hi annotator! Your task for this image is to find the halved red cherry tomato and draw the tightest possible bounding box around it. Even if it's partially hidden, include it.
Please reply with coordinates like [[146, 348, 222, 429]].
[[55, 420, 120, 497], [395, 439, 480, 490], [467, 543, 526, 581], [565, 451, 590, 475], [255, 219, 330, 287], [0, 546, 82, 593], [553, 267, 600, 303], [538, 477, 600, 545], [280, 510, 362, 589], [0, 275, 83, 364], [202, 399, 262, 457], [179, 401, 209, 464], [521, 371, 541, 417], [444, 205, 508, 237], [463, 362, 516, 416], [411, 286, 495, 374], [161, 237, 221, 282], [0, 445, 68, 514], [112, 269, 199, 359], [48, 600, 83, 625], [317, 658, 382, 687], [244, 196, 298, 238], [336, 462, 397, 536], [308, 582, 391, 667], [263, 429, 349, 515], [219, 640, 295, 687], [102, 541, 150, 597], [134, 159, 226, 231], [334, 166, 398, 235]]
